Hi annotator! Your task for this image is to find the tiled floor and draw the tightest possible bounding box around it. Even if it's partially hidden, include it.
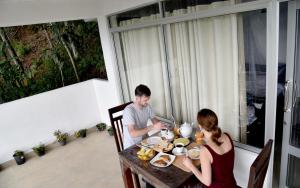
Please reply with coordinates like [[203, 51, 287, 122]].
[[0, 130, 123, 188]]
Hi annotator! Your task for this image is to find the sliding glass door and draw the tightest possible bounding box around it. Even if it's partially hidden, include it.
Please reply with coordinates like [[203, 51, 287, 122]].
[[280, 1, 300, 187]]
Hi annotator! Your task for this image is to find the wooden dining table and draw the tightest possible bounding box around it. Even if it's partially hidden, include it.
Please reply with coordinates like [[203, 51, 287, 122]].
[[118, 143, 203, 188]]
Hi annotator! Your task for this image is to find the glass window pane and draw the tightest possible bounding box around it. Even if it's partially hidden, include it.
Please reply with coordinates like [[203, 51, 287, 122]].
[[241, 9, 267, 148], [287, 155, 300, 188], [109, 4, 160, 27], [290, 10, 300, 148], [118, 26, 171, 118], [291, 86, 300, 148], [165, 8, 267, 146]]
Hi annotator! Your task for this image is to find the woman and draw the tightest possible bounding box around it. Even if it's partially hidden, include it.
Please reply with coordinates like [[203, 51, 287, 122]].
[[183, 109, 237, 188]]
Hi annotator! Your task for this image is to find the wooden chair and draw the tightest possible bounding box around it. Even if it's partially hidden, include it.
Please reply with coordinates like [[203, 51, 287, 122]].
[[247, 139, 273, 188], [108, 101, 133, 152]]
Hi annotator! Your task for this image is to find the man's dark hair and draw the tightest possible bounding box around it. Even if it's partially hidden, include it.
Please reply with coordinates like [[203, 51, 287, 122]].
[[135, 84, 151, 97]]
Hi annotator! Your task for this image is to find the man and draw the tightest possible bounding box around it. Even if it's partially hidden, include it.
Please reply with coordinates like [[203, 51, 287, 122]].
[[123, 84, 166, 149]]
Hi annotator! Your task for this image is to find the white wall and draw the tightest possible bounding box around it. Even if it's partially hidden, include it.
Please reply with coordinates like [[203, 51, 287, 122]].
[[92, 79, 121, 124], [0, 79, 104, 163]]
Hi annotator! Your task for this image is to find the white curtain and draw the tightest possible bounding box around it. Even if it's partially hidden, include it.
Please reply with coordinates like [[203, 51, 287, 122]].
[[165, 1, 242, 140], [119, 15, 171, 117], [237, 15, 248, 143]]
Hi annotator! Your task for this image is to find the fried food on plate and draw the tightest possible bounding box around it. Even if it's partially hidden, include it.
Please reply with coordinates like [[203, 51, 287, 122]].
[[154, 159, 168, 166], [157, 141, 174, 152], [159, 155, 171, 162]]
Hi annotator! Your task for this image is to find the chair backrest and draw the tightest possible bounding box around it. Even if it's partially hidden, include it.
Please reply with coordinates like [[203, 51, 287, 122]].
[[247, 139, 273, 188], [108, 101, 133, 152]]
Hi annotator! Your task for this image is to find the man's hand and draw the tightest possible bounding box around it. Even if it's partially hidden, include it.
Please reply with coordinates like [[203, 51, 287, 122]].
[[151, 121, 166, 131]]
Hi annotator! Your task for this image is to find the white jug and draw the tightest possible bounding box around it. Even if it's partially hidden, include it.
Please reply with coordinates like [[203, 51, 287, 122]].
[[179, 122, 193, 138], [165, 130, 175, 141]]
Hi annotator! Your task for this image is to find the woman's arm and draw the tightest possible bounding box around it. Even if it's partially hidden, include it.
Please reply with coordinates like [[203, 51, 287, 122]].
[[183, 148, 212, 186]]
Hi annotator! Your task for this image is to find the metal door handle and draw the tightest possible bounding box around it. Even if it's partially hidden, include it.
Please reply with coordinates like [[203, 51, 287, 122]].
[[284, 80, 291, 112], [293, 81, 298, 108]]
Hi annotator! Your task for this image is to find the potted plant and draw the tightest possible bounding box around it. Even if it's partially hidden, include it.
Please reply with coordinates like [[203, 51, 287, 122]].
[[13, 150, 26, 165], [32, 144, 46, 157], [74, 129, 87, 138], [96, 123, 106, 131], [54, 130, 68, 146], [107, 127, 114, 136]]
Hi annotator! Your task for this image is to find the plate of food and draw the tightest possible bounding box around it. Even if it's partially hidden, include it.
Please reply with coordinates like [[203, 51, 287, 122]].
[[141, 137, 174, 152], [156, 140, 174, 152], [141, 136, 162, 147], [187, 148, 201, 160], [150, 152, 175, 168], [173, 138, 190, 146]]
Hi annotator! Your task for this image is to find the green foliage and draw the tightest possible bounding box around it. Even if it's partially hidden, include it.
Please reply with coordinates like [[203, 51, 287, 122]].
[[74, 129, 87, 138], [54, 130, 68, 142], [107, 127, 114, 136], [96, 123, 106, 131], [29, 57, 62, 92], [0, 62, 28, 102], [0, 19, 107, 104], [12, 41, 31, 57], [13, 150, 24, 157], [74, 131, 81, 138], [0, 41, 5, 57], [32, 144, 45, 154], [0, 56, 61, 103]]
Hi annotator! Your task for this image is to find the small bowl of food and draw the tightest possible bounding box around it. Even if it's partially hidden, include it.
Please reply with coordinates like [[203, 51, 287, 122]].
[[187, 148, 201, 160]]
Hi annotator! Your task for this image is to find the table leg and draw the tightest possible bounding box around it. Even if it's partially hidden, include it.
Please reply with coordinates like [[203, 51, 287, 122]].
[[132, 172, 141, 188], [120, 160, 135, 188]]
